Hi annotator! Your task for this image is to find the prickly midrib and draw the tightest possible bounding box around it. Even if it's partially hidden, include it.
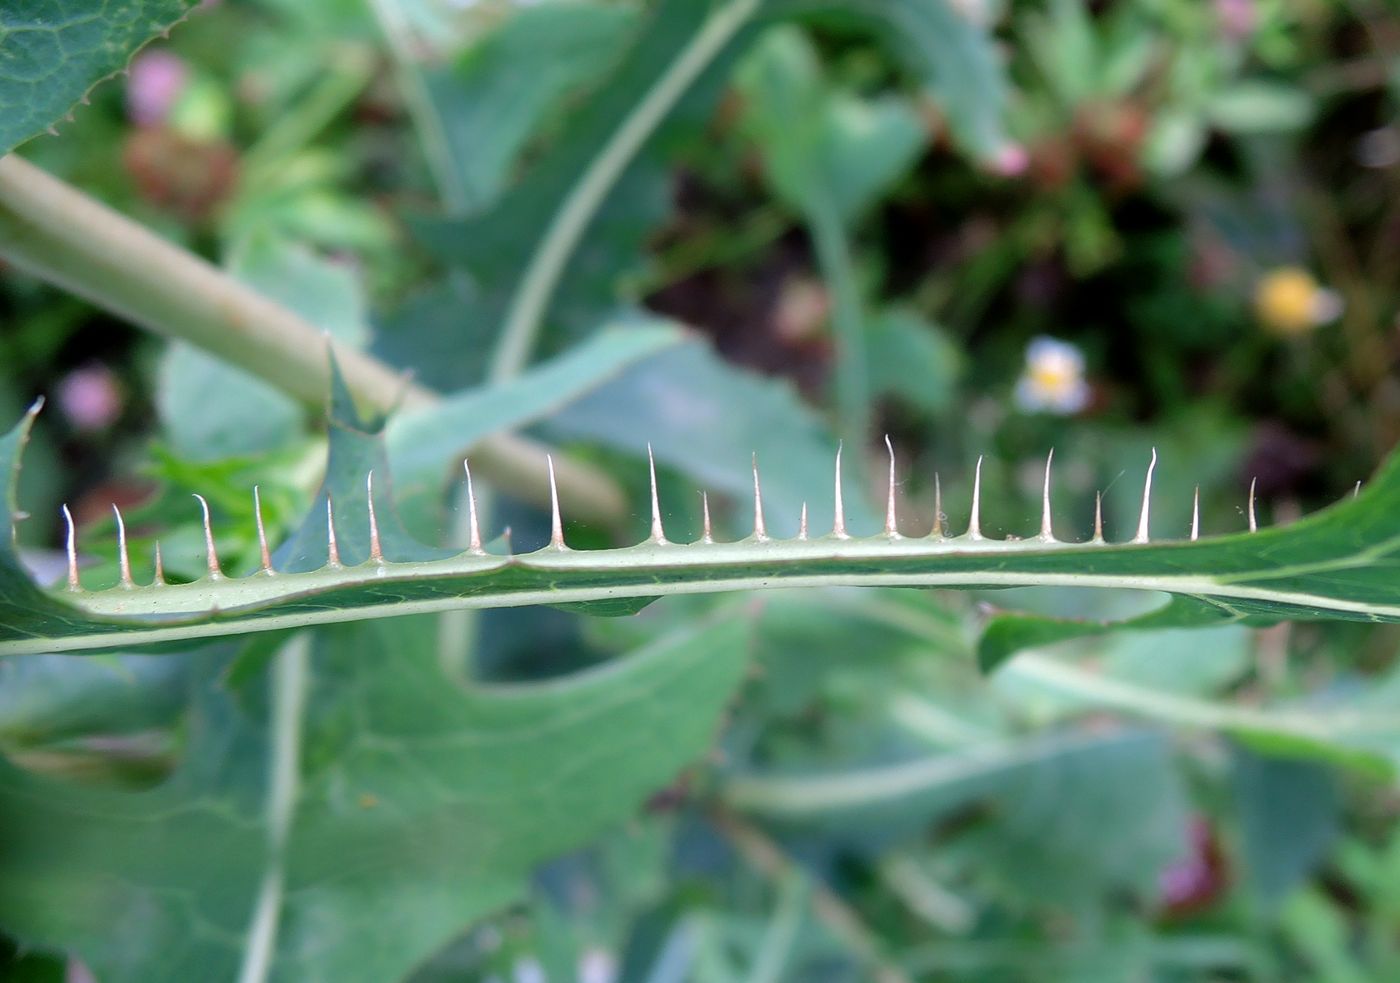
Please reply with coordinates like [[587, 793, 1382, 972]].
[[45, 536, 1221, 621], [7, 531, 1398, 657], [8, 393, 1400, 656]]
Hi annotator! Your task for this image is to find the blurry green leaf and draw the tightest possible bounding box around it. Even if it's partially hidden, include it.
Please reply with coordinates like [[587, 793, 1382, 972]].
[[978, 595, 1240, 673], [997, 649, 1400, 776], [735, 25, 926, 453], [165, 72, 232, 141], [866, 310, 962, 414], [230, 234, 370, 349], [991, 623, 1252, 722], [1280, 889, 1372, 983], [1209, 82, 1314, 135], [157, 235, 369, 461], [0, 654, 184, 749], [0, 941, 65, 983], [736, 26, 926, 224], [372, 276, 494, 391], [749, 591, 938, 718], [415, 0, 1000, 380], [1144, 110, 1208, 177], [0, 0, 196, 154], [0, 652, 185, 787], [1233, 747, 1340, 909], [387, 321, 686, 512], [1099, 624, 1251, 696], [544, 339, 877, 536], [1021, 0, 1098, 106], [427, 2, 638, 212], [773, 0, 1007, 157], [414, 0, 736, 351], [156, 349, 301, 461], [726, 729, 1188, 903], [0, 613, 752, 982]]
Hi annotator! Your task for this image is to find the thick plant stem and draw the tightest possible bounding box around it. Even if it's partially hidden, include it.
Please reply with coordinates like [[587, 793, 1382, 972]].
[[488, 0, 760, 382], [807, 204, 870, 457], [0, 154, 626, 526]]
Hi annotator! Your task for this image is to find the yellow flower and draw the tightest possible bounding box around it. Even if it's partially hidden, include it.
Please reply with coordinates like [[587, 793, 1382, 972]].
[[1254, 267, 1342, 336]]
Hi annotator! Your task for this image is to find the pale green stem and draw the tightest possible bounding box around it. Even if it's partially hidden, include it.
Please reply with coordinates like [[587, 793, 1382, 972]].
[[488, 0, 761, 382], [725, 736, 1072, 816], [878, 854, 975, 933], [1002, 652, 1348, 743], [0, 154, 626, 526], [745, 874, 807, 983], [807, 203, 871, 456], [236, 632, 310, 983]]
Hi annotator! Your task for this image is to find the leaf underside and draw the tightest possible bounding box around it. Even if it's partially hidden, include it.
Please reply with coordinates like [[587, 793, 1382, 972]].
[[5, 404, 1400, 658]]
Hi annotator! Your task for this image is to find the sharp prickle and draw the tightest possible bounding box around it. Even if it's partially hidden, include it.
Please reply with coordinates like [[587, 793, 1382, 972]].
[[647, 444, 667, 544], [884, 435, 900, 538], [751, 453, 768, 541], [968, 456, 984, 540], [112, 504, 133, 588], [547, 454, 567, 550], [930, 473, 943, 538], [325, 495, 342, 568], [367, 472, 384, 564], [1133, 448, 1156, 544], [193, 494, 222, 578], [253, 486, 274, 574], [463, 460, 483, 554], [61, 504, 79, 591], [700, 491, 714, 544], [1040, 448, 1055, 541], [832, 442, 848, 539]]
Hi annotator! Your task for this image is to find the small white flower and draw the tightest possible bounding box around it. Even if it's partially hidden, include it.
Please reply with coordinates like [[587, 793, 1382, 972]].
[[1014, 337, 1090, 414]]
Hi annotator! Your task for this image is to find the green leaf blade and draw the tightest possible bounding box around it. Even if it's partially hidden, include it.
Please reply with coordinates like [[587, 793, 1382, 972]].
[[0, 1, 197, 154]]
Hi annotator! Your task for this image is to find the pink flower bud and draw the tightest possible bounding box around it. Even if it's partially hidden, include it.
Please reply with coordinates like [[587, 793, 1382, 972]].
[[57, 366, 124, 432], [127, 50, 189, 128]]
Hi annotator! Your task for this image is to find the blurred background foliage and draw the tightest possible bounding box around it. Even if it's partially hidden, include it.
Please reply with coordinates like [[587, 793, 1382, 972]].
[[2, 0, 1400, 980]]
